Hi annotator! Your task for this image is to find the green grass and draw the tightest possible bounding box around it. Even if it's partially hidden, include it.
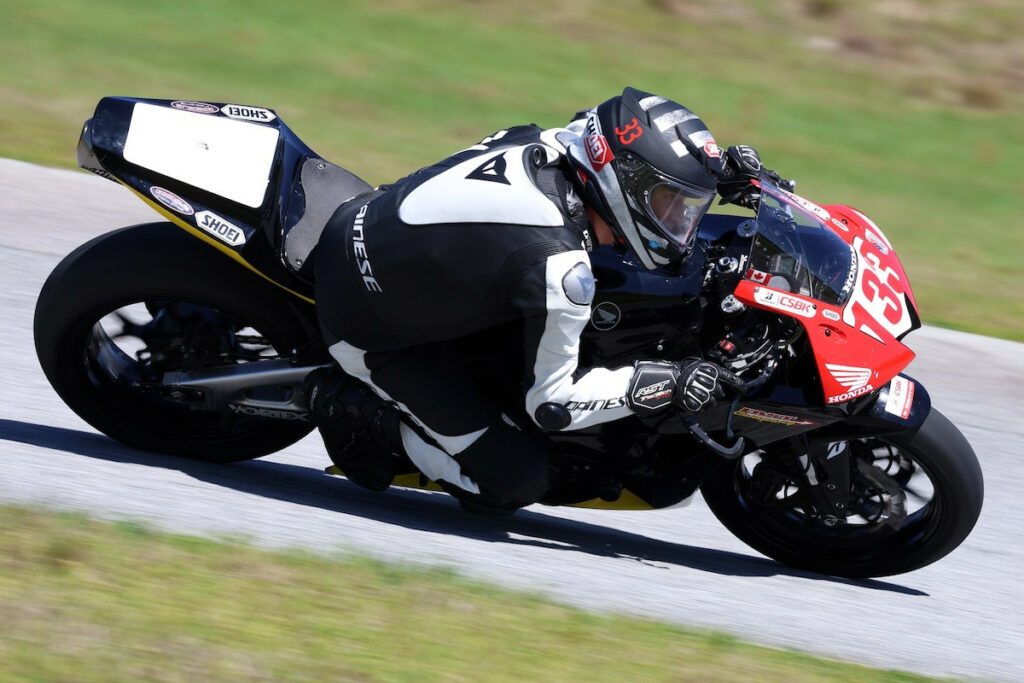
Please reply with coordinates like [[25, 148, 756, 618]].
[[1, 0, 1021, 339], [0, 504, 941, 682]]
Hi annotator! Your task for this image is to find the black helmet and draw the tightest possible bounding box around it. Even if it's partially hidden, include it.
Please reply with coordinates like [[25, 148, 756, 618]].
[[564, 87, 723, 269]]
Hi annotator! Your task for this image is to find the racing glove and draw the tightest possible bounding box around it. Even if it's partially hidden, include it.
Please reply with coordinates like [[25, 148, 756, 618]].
[[625, 359, 743, 416], [717, 145, 792, 209]]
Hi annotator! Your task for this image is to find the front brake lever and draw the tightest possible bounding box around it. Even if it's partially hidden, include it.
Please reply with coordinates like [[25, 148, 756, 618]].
[[681, 356, 774, 459], [684, 417, 746, 460], [723, 359, 775, 396]]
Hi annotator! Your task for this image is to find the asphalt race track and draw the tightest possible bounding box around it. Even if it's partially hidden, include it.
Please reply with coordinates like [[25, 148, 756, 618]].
[[3, 158, 1022, 680]]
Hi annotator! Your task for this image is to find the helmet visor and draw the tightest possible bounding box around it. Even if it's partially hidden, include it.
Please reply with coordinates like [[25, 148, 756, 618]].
[[644, 181, 714, 249]]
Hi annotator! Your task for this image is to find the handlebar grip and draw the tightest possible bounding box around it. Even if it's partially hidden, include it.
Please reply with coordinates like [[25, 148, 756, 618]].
[[719, 367, 747, 393]]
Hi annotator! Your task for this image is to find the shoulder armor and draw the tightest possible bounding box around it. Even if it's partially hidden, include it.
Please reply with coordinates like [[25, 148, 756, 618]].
[[398, 144, 566, 227], [562, 261, 595, 306]]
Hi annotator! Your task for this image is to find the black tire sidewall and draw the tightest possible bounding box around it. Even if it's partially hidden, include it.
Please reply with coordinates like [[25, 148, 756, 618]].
[[34, 223, 318, 461], [700, 408, 984, 578]]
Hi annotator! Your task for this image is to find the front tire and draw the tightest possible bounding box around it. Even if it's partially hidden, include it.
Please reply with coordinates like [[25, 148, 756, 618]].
[[34, 222, 319, 461], [700, 409, 983, 577]]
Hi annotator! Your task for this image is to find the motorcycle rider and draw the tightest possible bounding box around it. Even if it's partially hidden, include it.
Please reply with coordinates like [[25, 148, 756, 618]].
[[307, 86, 782, 513]]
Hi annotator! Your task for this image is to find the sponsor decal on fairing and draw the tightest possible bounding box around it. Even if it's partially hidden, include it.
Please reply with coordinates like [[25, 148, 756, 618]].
[[822, 308, 841, 322], [846, 207, 893, 250], [839, 252, 859, 299], [125, 102, 279, 208], [149, 186, 194, 215], [195, 210, 247, 247], [884, 375, 916, 419], [733, 407, 819, 427], [865, 228, 890, 255], [825, 363, 875, 403], [827, 385, 875, 404], [753, 287, 817, 319], [826, 363, 872, 390], [780, 189, 831, 223], [171, 101, 220, 114], [223, 104, 277, 123]]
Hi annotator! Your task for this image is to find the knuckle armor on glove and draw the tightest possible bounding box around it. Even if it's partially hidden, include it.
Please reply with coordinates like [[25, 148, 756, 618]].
[[728, 145, 762, 176], [717, 145, 763, 207], [678, 360, 720, 413], [716, 144, 792, 208]]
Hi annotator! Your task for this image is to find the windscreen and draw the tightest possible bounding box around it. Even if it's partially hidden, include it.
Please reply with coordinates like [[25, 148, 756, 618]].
[[745, 184, 857, 306]]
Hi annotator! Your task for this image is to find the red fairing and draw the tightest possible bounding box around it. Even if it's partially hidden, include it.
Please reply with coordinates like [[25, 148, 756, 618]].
[[824, 204, 919, 318], [734, 188, 921, 405]]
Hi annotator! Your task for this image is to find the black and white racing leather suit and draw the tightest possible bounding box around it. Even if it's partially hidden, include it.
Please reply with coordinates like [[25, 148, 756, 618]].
[[314, 125, 636, 506]]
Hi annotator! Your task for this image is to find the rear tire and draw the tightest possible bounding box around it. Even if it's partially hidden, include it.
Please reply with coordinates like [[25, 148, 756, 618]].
[[700, 409, 983, 577], [34, 223, 318, 461]]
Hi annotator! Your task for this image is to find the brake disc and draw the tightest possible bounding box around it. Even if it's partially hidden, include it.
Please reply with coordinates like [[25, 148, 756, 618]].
[[850, 455, 908, 527]]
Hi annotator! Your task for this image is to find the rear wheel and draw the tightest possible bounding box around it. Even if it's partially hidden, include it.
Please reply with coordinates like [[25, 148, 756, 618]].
[[34, 223, 319, 461], [700, 409, 983, 577]]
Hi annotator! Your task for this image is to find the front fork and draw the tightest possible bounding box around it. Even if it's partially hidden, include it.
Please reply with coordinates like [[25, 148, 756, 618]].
[[782, 374, 932, 526], [794, 436, 853, 527]]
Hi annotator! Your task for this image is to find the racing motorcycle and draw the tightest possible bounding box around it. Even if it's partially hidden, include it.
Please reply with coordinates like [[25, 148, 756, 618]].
[[34, 96, 984, 578]]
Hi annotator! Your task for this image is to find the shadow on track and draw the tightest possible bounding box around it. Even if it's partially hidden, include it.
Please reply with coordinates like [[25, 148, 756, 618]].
[[2, 419, 927, 595]]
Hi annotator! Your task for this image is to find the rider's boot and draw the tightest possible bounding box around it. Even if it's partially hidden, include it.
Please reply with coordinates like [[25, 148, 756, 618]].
[[304, 368, 401, 492]]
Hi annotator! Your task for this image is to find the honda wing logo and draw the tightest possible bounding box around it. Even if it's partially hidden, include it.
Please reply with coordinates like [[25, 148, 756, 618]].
[[825, 364, 872, 391], [591, 301, 621, 331], [824, 363, 875, 404]]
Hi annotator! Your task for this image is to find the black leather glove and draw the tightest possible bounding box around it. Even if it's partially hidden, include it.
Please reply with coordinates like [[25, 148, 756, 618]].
[[676, 360, 722, 412], [717, 145, 792, 209], [626, 359, 745, 415]]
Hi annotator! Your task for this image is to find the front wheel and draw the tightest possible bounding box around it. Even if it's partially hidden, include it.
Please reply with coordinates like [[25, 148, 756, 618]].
[[700, 409, 983, 577], [34, 222, 319, 461]]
